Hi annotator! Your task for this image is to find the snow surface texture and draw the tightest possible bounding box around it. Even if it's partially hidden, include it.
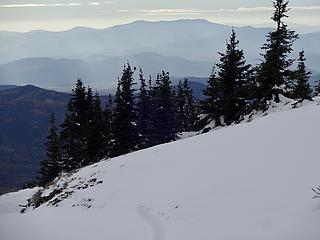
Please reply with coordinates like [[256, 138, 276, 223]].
[[1, 99, 320, 240]]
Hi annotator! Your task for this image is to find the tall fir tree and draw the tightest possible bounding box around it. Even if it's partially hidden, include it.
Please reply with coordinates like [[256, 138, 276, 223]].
[[201, 67, 223, 125], [175, 79, 197, 132], [85, 92, 105, 164], [175, 80, 185, 132], [137, 68, 153, 149], [257, 0, 298, 104], [182, 79, 197, 131], [101, 94, 114, 158], [39, 113, 62, 186], [60, 78, 88, 171], [292, 51, 312, 101], [202, 30, 251, 126], [110, 63, 139, 157], [151, 71, 176, 144], [145, 75, 158, 146], [85, 87, 94, 123], [217, 29, 251, 125]]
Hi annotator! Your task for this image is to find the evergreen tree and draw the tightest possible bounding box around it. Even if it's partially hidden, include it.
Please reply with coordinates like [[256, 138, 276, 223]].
[[175, 79, 197, 132], [60, 78, 88, 171], [100, 94, 114, 158], [175, 80, 185, 132], [110, 64, 139, 157], [85, 92, 105, 164], [137, 68, 152, 149], [151, 71, 176, 144], [244, 66, 260, 106], [202, 30, 251, 126], [145, 75, 157, 146], [292, 51, 312, 101], [201, 67, 223, 125], [217, 29, 251, 125], [85, 87, 94, 123], [257, 0, 298, 103], [182, 79, 197, 131], [39, 113, 62, 186], [314, 80, 320, 96]]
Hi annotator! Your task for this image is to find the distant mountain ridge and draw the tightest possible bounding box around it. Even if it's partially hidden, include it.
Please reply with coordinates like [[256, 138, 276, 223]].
[[0, 19, 318, 64], [0, 19, 318, 91], [0, 20, 267, 62], [0, 85, 69, 194], [0, 85, 18, 91], [0, 53, 211, 91]]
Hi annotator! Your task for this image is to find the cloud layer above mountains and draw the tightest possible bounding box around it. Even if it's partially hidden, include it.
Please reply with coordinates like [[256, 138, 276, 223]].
[[0, 0, 319, 32]]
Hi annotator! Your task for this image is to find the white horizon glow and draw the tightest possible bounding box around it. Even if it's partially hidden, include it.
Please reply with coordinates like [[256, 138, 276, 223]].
[[0, 1, 319, 32]]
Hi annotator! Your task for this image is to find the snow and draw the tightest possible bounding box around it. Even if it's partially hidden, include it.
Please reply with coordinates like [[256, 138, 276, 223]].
[[1, 100, 320, 240], [177, 131, 198, 139], [0, 188, 39, 215]]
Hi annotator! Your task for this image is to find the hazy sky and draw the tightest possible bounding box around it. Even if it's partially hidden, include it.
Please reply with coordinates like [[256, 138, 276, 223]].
[[0, 0, 319, 32]]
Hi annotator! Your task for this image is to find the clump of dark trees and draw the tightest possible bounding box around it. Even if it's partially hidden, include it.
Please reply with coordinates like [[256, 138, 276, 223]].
[[38, 70, 196, 185], [38, 0, 315, 186]]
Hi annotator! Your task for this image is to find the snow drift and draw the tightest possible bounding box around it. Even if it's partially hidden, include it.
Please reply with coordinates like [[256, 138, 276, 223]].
[[1, 100, 320, 240]]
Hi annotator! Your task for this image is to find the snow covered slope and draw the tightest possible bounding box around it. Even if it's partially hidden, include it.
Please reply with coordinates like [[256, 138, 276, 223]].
[[1, 101, 320, 240]]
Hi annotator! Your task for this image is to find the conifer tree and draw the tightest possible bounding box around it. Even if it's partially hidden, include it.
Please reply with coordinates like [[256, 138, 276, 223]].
[[201, 67, 223, 125], [110, 64, 139, 157], [217, 29, 251, 125], [39, 113, 62, 186], [175, 80, 185, 132], [314, 80, 320, 96], [151, 71, 176, 144], [175, 79, 197, 132], [145, 75, 157, 146], [137, 68, 152, 149], [60, 78, 88, 171], [85, 92, 105, 164], [201, 30, 250, 126], [100, 94, 113, 157], [292, 51, 312, 101], [182, 79, 197, 131], [85, 87, 94, 123], [257, 0, 298, 103]]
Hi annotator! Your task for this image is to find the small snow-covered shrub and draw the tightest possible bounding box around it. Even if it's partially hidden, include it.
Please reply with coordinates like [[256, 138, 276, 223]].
[[20, 189, 45, 213], [20, 188, 65, 213], [31, 190, 45, 208]]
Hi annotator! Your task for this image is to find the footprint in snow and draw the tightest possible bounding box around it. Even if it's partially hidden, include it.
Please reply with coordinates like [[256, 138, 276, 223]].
[[137, 205, 165, 240]]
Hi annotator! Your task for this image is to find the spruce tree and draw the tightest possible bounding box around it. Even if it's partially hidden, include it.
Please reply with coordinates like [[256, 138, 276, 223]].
[[110, 64, 139, 157], [137, 68, 152, 149], [182, 79, 197, 131], [85, 87, 94, 123], [145, 75, 157, 147], [201, 67, 223, 125], [39, 113, 62, 186], [101, 94, 113, 158], [176, 79, 197, 132], [85, 92, 105, 164], [292, 51, 312, 101], [257, 0, 298, 103], [217, 29, 251, 125], [175, 80, 185, 132], [202, 30, 251, 126], [60, 78, 88, 171], [315, 80, 320, 96], [151, 71, 176, 144]]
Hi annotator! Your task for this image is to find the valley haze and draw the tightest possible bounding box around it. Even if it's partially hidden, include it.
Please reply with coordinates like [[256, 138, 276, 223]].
[[0, 19, 319, 91]]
